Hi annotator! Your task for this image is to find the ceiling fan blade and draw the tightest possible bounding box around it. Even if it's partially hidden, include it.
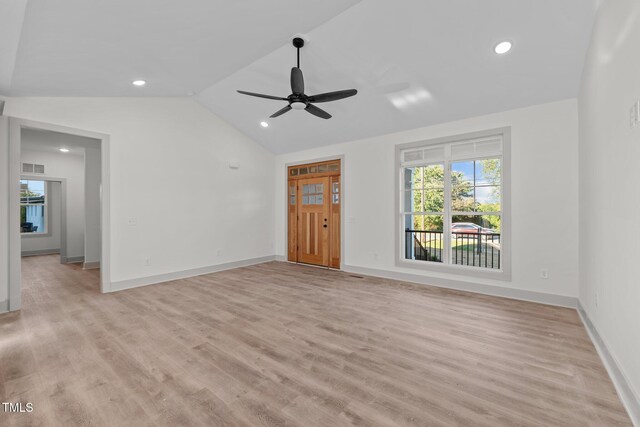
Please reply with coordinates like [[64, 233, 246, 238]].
[[305, 104, 332, 119], [270, 105, 292, 118], [290, 67, 304, 94], [307, 89, 357, 103], [237, 90, 287, 101]]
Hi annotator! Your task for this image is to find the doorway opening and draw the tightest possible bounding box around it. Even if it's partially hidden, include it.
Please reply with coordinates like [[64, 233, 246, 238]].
[[287, 159, 341, 268], [19, 128, 101, 270], [20, 178, 65, 257], [6, 118, 110, 312]]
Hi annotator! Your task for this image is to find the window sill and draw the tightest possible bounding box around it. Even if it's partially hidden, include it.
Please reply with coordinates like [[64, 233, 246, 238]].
[[21, 232, 51, 238], [396, 258, 511, 282]]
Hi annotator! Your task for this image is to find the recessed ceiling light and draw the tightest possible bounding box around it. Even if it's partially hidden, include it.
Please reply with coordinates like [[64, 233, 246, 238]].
[[494, 41, 512, 55], [260, 121, 269, 128], [132, 80, 146, 86], [59, 148, 70, 153]]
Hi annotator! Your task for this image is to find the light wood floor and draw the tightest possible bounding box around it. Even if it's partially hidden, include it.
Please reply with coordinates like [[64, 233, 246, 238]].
[[0, 255, 631, 426]]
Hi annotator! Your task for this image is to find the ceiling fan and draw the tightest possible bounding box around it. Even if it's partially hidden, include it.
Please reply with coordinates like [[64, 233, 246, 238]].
[[237, 37, 357, 120]]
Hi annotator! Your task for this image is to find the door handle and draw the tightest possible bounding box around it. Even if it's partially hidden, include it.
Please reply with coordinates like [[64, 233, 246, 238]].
[[323, 224, 327, 228]]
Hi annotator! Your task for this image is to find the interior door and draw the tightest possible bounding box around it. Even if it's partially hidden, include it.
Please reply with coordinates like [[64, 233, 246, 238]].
[[297, 177, 330, 266]]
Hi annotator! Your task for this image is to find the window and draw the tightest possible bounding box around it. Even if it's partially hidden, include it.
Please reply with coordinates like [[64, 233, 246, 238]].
[[289, 184, 296, 205], [332, 181, 340, 204], [302, 183, 324, 205], [20, 180, 47, 234], [397, 129, 510, 278], [289, 160, 340, 177]]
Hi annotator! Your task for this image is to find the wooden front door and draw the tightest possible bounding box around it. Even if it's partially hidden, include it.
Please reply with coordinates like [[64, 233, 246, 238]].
[[288, 159, 341, 268], [297, 177, 330, 266]]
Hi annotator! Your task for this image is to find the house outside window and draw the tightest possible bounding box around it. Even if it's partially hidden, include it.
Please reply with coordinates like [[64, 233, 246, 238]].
[[396, 128, 511, 280]]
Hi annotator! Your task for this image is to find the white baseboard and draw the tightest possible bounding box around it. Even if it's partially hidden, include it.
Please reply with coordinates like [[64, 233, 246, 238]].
[[62, 256, 84, 264], [0, 299, 8, 314], [21, 248, 60, 257], [109, 255, 276, 292], [341, 264, 577, 308], [578, 302, 640, 426], [83, 261, 100, 270], [275, 255, 287, 262]]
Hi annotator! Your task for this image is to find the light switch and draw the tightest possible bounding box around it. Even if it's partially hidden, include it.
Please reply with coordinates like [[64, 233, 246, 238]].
[[631, 101, 640, 128]]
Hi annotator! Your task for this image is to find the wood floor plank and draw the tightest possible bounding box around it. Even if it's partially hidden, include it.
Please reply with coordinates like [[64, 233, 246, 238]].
[[0, 255, 632, 426]]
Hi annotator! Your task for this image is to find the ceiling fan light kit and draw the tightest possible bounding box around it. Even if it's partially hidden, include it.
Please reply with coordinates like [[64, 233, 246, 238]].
[[237, 37, 357, 120]]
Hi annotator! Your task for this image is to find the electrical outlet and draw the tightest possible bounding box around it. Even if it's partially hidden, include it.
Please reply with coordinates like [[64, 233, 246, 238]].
[[216, 249, 221, 257], [539, 268, 549, 279], [373, 253, 379, 261], [144, 256, 151, 266]]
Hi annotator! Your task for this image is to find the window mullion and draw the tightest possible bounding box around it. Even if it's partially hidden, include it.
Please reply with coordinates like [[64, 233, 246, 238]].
[[443, 147, 452, 265]]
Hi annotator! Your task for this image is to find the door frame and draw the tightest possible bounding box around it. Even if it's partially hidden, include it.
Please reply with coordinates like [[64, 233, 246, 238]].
[[19, 176, 68, 262], [284, 155, 344, 270], [8, 117, 111, 311]]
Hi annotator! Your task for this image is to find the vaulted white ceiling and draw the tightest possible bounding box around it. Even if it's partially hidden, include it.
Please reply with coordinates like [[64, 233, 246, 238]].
[[1, 0, 597, 153], [1, 0, 361, 96]]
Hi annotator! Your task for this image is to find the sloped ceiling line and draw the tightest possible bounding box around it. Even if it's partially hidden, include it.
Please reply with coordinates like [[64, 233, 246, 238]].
[[0, 0, 28, 95]]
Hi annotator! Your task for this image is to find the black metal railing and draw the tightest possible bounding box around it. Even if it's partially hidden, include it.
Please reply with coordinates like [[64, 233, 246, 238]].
[[405, 229, 444, 263], [405, 229, 501, 269]]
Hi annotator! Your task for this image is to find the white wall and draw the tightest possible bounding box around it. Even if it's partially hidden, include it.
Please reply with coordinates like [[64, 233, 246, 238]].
[[3, 97, 275, 289], [21, 180, 62, 254], [21, 147, 86, 258], [276, 99, 580, 299], [578, 0, 640, 413]]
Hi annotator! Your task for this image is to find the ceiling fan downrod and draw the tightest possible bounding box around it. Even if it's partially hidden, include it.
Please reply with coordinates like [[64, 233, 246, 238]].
[[293, 37, 304, 69]]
